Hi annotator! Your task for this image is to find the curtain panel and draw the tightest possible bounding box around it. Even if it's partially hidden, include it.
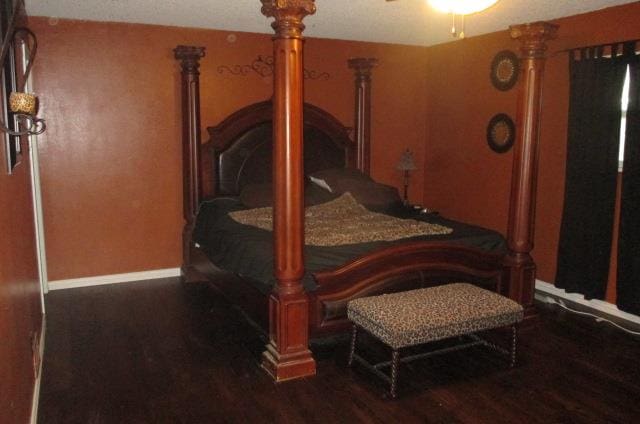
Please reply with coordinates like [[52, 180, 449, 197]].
[[555, 45, 628, 299]]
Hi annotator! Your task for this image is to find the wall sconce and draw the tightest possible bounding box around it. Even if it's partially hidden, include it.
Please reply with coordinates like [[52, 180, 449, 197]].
[[1, 91, 46, 136], [397, 149, 417, 205], [0, 27, 46, 137]]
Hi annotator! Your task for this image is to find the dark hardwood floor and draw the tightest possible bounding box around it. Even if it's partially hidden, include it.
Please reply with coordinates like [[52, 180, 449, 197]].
[[38, 278, 640, 423]]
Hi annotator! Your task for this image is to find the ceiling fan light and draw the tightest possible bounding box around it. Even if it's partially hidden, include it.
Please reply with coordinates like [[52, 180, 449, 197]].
[[428, 0, 499, 15]]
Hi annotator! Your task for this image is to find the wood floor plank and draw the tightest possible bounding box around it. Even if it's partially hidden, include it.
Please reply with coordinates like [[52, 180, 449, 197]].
[[38, 278, 640, 423]]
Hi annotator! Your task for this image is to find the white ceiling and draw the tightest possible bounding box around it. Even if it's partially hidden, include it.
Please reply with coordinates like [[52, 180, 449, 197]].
[[24, 0, 639, 46]]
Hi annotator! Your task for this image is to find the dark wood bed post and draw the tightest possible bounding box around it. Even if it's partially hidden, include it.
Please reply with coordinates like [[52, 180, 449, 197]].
[[506, 22, 558, 316], [348, 58, 377, 175], [260, 0, 317, 382], [174, 45, 206, 283]]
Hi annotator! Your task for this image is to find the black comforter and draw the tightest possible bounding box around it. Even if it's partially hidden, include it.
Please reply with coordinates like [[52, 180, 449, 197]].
[[193, 198, 506, 294]]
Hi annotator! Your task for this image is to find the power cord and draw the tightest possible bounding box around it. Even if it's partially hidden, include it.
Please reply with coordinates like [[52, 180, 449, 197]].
[[544, 296, 640, 336]]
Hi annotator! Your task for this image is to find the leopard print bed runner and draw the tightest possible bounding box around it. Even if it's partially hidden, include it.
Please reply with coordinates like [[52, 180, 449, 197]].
[[229, 192, 452, 246]]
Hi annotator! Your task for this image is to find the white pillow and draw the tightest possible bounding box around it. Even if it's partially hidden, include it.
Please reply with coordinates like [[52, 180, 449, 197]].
[[309, 175, 333, 193]]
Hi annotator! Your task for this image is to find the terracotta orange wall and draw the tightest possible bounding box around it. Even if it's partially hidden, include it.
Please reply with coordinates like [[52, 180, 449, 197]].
[[423, 2, 640, 292], [28, 17, 428, 280], [0, 142, 42, 420]]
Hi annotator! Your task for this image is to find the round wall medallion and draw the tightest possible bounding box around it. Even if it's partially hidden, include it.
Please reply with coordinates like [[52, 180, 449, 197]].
[[490, 50, 519, 91], [487, 113, 515, 153]]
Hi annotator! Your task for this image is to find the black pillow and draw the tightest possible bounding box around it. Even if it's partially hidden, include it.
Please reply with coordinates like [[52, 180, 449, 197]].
[[238, 183, 273, 208], [239, 181, 338, 209], [309, 168, 401, 212], [305, 182, 339, 206], [346, 180, 402, 212], [308, 168, 372, 193]]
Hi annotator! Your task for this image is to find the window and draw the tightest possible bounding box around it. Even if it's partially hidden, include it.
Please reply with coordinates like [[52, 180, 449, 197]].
[[619, 65, 631, 171]]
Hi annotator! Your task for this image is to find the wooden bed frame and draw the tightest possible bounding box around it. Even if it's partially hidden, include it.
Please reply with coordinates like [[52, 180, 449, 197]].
[[174, 1, 558, 382]]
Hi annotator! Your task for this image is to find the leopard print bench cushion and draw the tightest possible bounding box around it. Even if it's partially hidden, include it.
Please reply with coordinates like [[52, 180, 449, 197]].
[[347, 283, 524, 349]]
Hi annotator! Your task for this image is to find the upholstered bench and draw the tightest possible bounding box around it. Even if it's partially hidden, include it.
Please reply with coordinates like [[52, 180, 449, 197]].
[[347, 283, 524, 398]]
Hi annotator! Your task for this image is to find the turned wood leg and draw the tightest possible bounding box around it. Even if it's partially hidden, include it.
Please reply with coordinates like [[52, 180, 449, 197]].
[[348, 325, 358, 367], [390, 349, 400, 399], [510, 325, 518, 368]]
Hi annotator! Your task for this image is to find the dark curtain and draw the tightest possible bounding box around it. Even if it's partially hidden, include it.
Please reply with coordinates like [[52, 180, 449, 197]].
[[618, 44, 640, 315], [555, 46, 628, 299]]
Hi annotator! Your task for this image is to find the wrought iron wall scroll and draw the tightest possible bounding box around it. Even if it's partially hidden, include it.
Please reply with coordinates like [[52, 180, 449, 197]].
[[217, 55, 330, 80]]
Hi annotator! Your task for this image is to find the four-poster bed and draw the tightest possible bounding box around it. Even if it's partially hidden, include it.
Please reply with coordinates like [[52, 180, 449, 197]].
[[174, 0, 557, 382]]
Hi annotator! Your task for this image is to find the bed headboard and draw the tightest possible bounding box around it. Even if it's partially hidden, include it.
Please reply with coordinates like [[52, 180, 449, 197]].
[[202, 100, 355, 197]]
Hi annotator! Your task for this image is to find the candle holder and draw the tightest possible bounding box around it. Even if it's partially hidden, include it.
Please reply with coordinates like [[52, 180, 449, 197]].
[[0, 27, 46, 137], [0, 91, 46, 136]]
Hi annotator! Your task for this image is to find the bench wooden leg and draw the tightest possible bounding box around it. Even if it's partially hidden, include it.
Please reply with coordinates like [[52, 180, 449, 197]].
[[390, 349, 399, 399], [348, 325, 358, 367], [510, 324, 518, 368]]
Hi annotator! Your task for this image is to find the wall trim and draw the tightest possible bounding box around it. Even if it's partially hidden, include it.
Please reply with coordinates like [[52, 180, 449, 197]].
[[535, 279, 640, 326], [24, 55, 48, 305], [30, 316, 45, 424], [48, 268, 181, 290]]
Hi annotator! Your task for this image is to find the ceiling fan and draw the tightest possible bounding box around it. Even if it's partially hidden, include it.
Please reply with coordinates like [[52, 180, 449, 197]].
[[385, 0, 500, 38], [385, 0, 500, 15]]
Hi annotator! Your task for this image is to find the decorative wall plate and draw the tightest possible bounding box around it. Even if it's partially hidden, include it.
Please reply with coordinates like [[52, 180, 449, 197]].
[[486, 113, 515, 153], [490, 50, 519, 91]]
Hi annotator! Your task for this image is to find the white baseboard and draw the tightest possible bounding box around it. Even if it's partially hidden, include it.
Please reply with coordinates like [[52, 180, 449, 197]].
[[30, 316, 46, 424], [535, 279, 640, 326], [48, 268, 181, 291]]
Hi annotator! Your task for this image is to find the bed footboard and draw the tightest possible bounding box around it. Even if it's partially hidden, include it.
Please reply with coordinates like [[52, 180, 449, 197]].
[[309, 242, 506, 337]]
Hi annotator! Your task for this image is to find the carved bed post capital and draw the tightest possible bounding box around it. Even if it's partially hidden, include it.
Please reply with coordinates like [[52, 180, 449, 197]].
[[260, 0, 316, 38], [510, 22, 559, 58], [348, 57, 378, 78], [174, 45, 206, 284], [505, 22, 558, 318], [348, 58, 378, 175], [174, 45, 205, 72]]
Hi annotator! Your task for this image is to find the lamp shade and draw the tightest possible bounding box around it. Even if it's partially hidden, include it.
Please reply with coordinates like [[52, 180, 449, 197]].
[[428, 0, 499, 15], [397, 149, 417, 171]]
